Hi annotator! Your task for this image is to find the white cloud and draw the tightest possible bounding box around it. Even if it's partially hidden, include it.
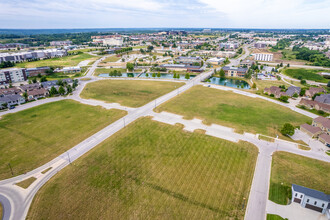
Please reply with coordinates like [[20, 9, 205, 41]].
[[198, 0, 330, 28]]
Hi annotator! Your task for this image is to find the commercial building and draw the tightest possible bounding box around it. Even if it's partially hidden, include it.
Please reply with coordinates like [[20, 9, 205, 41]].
[[25, 67, 50, 77], [103, 37, 124, 46], [222, 66, 248, 78], [0, 68, 27, 85], [0, 49, 67, 63], [219, 42, 239, 50], [50, 41, 72, 46], [207, 57, 225, 65], [253, 53, 274, 61], [176, 56, 202, 66]]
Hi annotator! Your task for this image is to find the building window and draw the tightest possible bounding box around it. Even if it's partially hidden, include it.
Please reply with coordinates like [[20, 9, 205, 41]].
[[307, 199, 309, 203], [295, 193, 297, 197], [314, 201, 317, 205], [300, 195, 302, 198], [322, 204, 325, 207]]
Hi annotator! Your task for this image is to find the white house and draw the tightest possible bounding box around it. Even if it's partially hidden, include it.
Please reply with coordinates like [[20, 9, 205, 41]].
[[291, 184, 330, 218]]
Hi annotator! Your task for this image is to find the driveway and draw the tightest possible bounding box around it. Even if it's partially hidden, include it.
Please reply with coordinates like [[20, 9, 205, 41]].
[[267, 200, 328, 220]]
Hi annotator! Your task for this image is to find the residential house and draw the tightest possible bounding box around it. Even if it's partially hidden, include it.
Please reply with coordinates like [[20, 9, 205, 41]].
[[285, 86, 301, 97], [305, 87, 326, 98], [19, 83, 41, 92], [0, 87, 21, 97], [314, 102, 330, 113], [264, 86, 286, 98], [27, 88, 49, 101], [0, 94, 25, 108], [318, 133, 330, 147], [300, 124, 322, 138], [315, 94, 330, 104], [299, 98, 317, 109], [291, 184, 330, 215], [41, 81, 59, 90], [312, 116, 330, 135], [222, 66, 248, 78]]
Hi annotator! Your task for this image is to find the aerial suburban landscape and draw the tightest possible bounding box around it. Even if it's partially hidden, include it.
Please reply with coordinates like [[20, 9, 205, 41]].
[[0, 1, 329, 220]]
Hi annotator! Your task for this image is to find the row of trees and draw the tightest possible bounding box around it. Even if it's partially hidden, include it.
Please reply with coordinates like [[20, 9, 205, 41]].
[[0, 61, 15, 69], [115, 47, 133, 54], [293, 46, 330, 67]]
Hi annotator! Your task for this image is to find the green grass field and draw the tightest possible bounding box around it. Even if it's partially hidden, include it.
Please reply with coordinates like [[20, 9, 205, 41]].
[[94, 68, 126, 76], [253, 79, 290, 93], [283, 68, 329, 83], [81, 80, 185, 107], [16, 53, 97, 68], [28, 118, 258, 219], [269, 152, 330, 205], [267, 214, 287, 220], [157, 86, 310, 137], [0, 100, 126, 180]]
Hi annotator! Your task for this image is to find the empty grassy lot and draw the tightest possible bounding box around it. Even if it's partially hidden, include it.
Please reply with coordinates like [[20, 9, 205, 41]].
[[283, 68, 329, 83], [0, 100, 126, 180], [157, 86, 310, 137], [28, 118, 258, 219], [16, 53, 97, 68], [269, 152, 330, 205], [102, 55, 121, 63], [81, 80, 185, 107], [94, 68, 126, 76], [253, 79, 289, 93], [0, 204, 2, 220]]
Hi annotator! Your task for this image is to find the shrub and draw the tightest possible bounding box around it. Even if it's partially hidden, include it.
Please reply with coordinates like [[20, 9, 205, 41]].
[[281, 123, 295, 136], [279, 96, 289, 103]]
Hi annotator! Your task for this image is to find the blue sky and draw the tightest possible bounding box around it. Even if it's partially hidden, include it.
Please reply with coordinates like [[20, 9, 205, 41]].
[[0, 0, 329, 29]]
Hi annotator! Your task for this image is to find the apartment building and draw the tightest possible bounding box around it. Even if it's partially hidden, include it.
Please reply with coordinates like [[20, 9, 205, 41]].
[[253, 53, 273, 61], [0, 49, 67, 63], [219, 42, 239, 50], [50, 41, 72, 46], [0, 68, 27, 85]]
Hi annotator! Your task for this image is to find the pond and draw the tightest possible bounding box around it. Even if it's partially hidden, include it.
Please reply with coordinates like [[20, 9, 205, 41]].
[[139, 73, 195, 80], [98, 73, 140, 78], [98, 73, 196, 80], [207, 77, 250, 89]]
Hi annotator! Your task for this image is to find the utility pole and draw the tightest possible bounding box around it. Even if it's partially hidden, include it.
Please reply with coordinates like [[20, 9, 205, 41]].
[[8, 163, 14, 176]]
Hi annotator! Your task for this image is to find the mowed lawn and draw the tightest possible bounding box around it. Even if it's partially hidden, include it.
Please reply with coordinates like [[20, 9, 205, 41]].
[[269, 152, 330, 205], [283, 68, 329, 83], [81, 80, 185, 107], [157, 86, 310, 137], [16, 53, 96, 68], [28, 118, 258, 220], [0, 100, 126, 180]]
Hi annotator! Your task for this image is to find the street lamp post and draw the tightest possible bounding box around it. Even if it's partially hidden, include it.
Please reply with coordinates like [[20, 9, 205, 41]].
[[8, 163, 14, 176]]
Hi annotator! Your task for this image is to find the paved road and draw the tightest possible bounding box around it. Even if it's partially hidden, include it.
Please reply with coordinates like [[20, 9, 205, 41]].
[[229, 45, 251, 66]]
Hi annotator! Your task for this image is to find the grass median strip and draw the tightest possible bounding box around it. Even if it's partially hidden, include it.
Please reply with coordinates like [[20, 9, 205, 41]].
[[269, 151, 330, 205], [0, 100, 126, 180], [81, 80, 185, 107], [156, 86, 310, 138], [16, 177, 37, 189], [28, 118, 258, 219]]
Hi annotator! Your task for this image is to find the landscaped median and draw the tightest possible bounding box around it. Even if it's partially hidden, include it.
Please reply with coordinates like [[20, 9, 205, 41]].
[[156, 85, 310, 139], [0, 100, 126, 180], [80, 80, 185, 107], [28, 118, 258, 219], [269, 152, 330, 205]]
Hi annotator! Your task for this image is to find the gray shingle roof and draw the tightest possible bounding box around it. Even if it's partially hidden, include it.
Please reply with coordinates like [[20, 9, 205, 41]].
[[292, 184, 329, 202]]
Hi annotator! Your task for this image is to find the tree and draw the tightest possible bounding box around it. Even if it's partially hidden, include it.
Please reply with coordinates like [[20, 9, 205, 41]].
[[293, 93, 299, 98], [300, 88, 306, 96], [219, 69, 225, 78], [287, 63, 290, 67], [281, 123, 295, 136], [173, 73, 177, 79], [23, 92, 28, 101], [145, 73, 149, 77], [279, 95, 289, 103], [40, 76, 47, 82], [157, 72, 161, 77], [252, 83, 257, 89], [300, 79, 307, 85], [152, 72, 156, 78], [126, 63, 134, 71], [32, 78, 37, 83], [327, 81, 330, 88], [58, 86, 65, 95], [66, 85, 72, 94], [49, 86, 58, 96], [57, 79, 64, 86], [185, 73, 190, 80]]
